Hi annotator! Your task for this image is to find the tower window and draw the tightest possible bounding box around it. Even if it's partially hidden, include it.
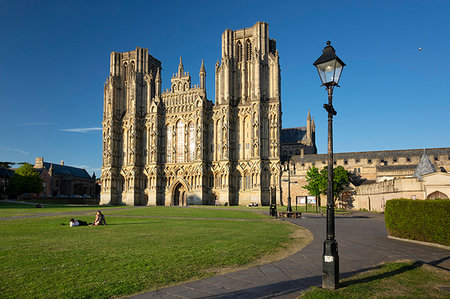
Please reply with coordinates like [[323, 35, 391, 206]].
[[246, 40, 252, 61]]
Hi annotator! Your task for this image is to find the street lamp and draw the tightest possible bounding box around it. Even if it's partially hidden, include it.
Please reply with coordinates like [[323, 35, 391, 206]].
[[283, 160, 295, 213], [313, 41, 345, 290]]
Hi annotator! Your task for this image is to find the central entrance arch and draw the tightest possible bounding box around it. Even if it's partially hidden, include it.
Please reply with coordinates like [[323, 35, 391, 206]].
[[172, 182, 187, 206]]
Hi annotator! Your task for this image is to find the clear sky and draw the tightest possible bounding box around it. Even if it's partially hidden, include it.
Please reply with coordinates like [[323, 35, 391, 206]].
[[1, 0, 449, 175]]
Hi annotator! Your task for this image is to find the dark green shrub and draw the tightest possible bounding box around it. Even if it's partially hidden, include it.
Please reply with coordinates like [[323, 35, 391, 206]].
[[385, 199, 450, 246]]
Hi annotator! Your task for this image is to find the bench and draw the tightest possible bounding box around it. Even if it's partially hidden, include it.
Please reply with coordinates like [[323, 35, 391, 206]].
[[276, 211, 302, 218]]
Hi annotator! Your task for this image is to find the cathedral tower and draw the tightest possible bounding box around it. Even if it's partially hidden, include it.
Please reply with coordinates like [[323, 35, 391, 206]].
[[101, 48, 161, 205], [213, 21, 281, 205]]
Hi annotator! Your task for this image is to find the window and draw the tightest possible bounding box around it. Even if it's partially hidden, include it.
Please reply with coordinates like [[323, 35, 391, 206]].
[[166, 125, 173, 162], [246, 40, 252, 61], [355, 158, 360, 163], [344, 160, 348, 165], [176, 121, 184, 162], [393, 157, 397, 163], [368, 159, 372, 164], [237, 41, 243, 62], [406, 157, 411, 162], [333, 161, 337, 165], [434, 156, 439, 161], [189, 123, 195, 161]]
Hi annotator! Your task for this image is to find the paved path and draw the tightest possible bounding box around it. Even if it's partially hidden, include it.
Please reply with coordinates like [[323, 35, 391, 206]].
[[129, 212, 450, 298]]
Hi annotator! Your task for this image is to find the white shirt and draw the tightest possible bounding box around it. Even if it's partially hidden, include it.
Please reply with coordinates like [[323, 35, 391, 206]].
[[69, 221, 79, 227]]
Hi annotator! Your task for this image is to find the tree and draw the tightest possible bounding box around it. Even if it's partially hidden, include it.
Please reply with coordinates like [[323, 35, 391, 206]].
[[0, 161, 15, 168], [6, 163, 43, 198], [302, 166, 327, 209], [321, 166, 350, 201]]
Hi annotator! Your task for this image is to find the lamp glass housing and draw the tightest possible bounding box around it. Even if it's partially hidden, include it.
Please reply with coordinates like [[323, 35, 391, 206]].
[[316, 59, 343, 86]]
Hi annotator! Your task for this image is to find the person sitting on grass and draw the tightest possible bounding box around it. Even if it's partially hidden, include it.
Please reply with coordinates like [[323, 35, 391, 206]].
[[93, 211, 107, 226], [69, 218, 89, 227]]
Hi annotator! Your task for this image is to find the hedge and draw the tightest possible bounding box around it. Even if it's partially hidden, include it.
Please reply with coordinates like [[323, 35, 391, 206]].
[[385, 199, 450, 246]]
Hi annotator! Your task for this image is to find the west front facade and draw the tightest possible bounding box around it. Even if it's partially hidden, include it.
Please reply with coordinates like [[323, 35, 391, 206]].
[[101, 22, 282, 206]]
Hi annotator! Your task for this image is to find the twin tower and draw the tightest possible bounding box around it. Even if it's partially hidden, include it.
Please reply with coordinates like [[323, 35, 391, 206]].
[[101, 22, 282, 206]]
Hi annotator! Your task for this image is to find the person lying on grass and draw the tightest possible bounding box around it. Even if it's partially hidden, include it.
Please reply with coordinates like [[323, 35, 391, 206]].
[[69, 218, 89, 227], [93, 210, 107, 226]]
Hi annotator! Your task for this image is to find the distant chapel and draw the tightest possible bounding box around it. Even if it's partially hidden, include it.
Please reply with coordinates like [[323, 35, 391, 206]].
[[101, 22, 312, 206]]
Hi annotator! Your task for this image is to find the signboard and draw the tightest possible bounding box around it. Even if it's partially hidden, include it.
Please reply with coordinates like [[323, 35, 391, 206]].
[[296, 196, 317, 204]]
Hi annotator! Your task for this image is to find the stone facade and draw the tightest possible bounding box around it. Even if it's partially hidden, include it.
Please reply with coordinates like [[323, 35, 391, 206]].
[[101, 22, 282, 206], [281, 148, 450, 209]]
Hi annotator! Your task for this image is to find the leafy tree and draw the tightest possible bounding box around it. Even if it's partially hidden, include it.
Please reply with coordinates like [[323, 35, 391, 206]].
[[302, 166, 326, 208], [0, 161, 15, 168], [321, 166, 350, 200], [6, 163, 43, 198]]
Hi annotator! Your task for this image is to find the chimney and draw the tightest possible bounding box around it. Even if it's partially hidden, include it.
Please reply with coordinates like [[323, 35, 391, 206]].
[[35, 157, 44, 169], [60, 160, 64, 166]]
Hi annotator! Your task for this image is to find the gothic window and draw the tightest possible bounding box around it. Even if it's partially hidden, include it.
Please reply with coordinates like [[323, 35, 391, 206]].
[[246, 40, 252, 61], [244, 116, 251, 159], [237, 41, 243, 62], [167, 125, 173, 162], [176, 120, 184, 162], [189, 122, 195, 161], [123, 63, 128, 80]]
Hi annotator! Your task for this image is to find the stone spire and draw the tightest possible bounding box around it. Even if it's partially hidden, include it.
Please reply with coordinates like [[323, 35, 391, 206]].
[[155, 67, 161, 96], [312, 117, 316, 131], [306, 109, 312, 144], [413, 153, 436, 180], [178, 57, 184, 77], [199, 60, 206, 89]]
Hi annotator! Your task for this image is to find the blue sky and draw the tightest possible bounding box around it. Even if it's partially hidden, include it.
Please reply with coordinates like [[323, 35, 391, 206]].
[[1, 0, 449, 175]]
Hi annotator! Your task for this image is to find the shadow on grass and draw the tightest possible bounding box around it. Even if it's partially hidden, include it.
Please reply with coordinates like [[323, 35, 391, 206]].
[[340, 261, 421, 288]]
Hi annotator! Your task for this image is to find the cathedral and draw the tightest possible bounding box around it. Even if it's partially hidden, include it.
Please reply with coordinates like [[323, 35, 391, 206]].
[[101, 22, 284, 206]]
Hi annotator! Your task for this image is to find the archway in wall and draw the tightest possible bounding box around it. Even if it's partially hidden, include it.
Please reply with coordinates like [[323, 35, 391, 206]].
[[172, 182, 186, 206], [427, 191, 449, 200]]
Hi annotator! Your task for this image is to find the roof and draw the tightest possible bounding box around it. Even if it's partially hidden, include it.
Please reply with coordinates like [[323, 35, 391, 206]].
[[292, 147, 450, 163], [281, 127, 307, 144], [0, 168, 15, 178], [40, 162, 92, 179], [413, 154, 436, 180]]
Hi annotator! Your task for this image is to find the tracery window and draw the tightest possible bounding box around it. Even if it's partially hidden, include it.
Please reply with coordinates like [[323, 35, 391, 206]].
[[237, 41, 243, 62], [167, 125, 173, 162], [246, 40, 252, 61], [189, 122, 195, 161], [176, 120, 184, 162]]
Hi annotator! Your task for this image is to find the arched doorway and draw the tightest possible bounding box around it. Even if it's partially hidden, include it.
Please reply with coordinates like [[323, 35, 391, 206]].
[[172, 182, 187, 206], [427, 191, 449, 200]]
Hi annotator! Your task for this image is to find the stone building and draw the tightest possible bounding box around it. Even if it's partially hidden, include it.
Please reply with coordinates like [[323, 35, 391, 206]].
[[281, 147, 450, 211], [101, 22, 282, 206], [34, 157, 96, 197], [280, 110, 317, 162]]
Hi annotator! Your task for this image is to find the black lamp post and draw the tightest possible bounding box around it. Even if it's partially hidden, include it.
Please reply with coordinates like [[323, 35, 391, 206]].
[[313, 41, 345, 290], [284, 161, 293, 213]]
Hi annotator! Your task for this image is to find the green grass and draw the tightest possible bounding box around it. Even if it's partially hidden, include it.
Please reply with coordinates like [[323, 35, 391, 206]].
[[301, 261, 450, 298], [0, 202, 131, 217], [0, 205, 297, 298], [106, 206, 269, 219]]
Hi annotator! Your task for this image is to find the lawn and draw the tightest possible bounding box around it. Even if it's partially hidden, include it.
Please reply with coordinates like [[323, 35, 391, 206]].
[[0, 203, 300, 298], [0, 202, 130, 217], [301, 261, 450, 298]]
